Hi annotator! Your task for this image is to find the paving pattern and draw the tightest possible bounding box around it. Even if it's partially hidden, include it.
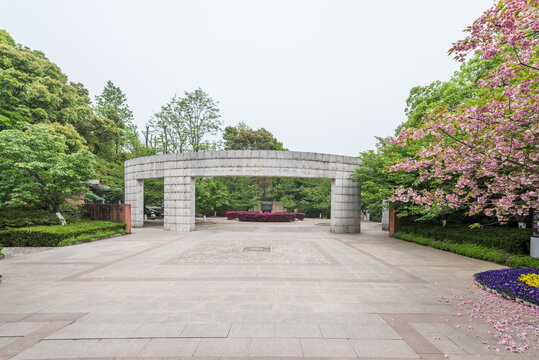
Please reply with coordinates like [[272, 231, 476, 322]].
[[0, 221, 536, 359]]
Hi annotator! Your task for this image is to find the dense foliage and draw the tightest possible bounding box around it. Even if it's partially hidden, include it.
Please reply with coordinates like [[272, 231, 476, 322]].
[[0, 30, 140, 215], [195, 177, 230, 216], [0, 207, 64, 228], [393, 232, 539, 268], [0, 124, 95, 213], [390, 0, 538, 222], [145, 89, 222, 153], [396, 223, 532, 254], [0, 221, 126, 247], [223, 122, 286, 150], [0, 30, 335, 221], [0, 30, 93, 131], [355, 0, 538, 229]]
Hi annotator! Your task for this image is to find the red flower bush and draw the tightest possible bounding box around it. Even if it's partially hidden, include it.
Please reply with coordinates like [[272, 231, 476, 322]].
[[226, 211, 304, 222]]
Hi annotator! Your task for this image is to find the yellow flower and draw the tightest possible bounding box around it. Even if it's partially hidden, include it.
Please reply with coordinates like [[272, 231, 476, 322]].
[[518, 273, 539, 288]]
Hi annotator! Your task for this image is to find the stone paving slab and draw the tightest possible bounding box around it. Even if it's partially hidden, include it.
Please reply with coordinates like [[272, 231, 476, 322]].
[[130, 322, 188, 338], [350, 339, 418, 358], [194, 338, 251, 357], [179, 323, 231, 338], [275, 323, 322, 338], [0, 323, 44, 337], [300, 338, 357, 357], [0, 222, 536, 359], [137, 338, 201, 356], [248, 338, 302, 357], [229, 323, 275, 338]]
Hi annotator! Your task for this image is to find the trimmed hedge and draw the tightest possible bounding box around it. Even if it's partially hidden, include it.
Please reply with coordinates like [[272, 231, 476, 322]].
[[57, 229, 127, 247], [395, 224, 532, 255], [394, 232, 539, 268], [226, 211, 305, 222], [0, 207, 62, 229], [0, 221, 126, 247]]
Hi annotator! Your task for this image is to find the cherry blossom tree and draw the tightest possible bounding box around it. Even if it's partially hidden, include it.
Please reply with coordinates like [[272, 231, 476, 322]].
[[390, 0, 538, 223]]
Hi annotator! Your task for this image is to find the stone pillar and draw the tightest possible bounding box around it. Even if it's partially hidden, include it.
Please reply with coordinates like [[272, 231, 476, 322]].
[[330, 177, 361, 233], [164, 174, 194, 232], [190, 179, 196, 231], [125, 179, 144, 228], [381, 200, 389, 231]]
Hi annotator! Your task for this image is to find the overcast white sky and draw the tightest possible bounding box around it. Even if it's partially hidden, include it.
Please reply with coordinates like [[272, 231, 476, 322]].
[[1, 0, 493, 156]]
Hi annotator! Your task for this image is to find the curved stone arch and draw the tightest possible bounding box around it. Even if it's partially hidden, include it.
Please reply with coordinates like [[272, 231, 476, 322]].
[[125, 150, 361, 233]]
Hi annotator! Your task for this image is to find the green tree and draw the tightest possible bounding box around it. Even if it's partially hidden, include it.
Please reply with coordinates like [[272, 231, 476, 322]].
[[195, 177, 230, 215], [144, 179, 164, 207], [46, 122, 88, 153], [353, 56, 498, 222], [352, 138, 417, 220], [182, 88, 222, 151], [94, 81, 134, 123], [217, 177, 260, 211], [147, 88, 222, 153], [300, 179, 331, 218], [279, 195, 296, 211], [0, 30, 93, 130], [148, 95, 189, 153], [223, 123, 286, 150], [76, 114, 123, 161], [399, 56, 498, 131], [0, 124, 95, 213], [94, 80, 146, 155]]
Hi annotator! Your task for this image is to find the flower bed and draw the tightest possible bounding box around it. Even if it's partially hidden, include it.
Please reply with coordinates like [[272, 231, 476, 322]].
[[474, 268, 539, 307], [226, 211, 305, 222]]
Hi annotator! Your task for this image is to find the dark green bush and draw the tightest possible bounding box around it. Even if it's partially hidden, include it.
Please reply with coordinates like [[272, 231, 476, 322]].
[[396, 224, 532, 254], [394, 232, 539, 268], [0, 221, 126, 247], [0, 206, 92, 229], [0, 207, 61, 229]]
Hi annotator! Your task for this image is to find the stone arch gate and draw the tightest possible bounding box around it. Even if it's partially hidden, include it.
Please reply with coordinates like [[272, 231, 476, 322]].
[[125, 150, 361, 233]]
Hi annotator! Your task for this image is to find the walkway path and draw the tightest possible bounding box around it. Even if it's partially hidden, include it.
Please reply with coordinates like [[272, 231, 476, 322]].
[[0, 221, 535, 359]]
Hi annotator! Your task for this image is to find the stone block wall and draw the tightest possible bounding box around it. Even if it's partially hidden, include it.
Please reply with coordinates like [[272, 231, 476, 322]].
[[125, 150, 361, 234], [85, 204, 131, 233]]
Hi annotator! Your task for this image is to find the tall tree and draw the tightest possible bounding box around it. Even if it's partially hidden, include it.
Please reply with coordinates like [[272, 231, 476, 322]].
[[94, 80, 146, 155], [0, 30, 93, 131], [147, 88, 222, 153], [390, 0, 539, 223], [181, 88, 222, 151], [353, 57, 496, 221], [148, 95, 189, 153], [0, 124, 95, 213], [94, 81, 134, 123], [195, 177, 230, 215], [223, 123, 286, 150]]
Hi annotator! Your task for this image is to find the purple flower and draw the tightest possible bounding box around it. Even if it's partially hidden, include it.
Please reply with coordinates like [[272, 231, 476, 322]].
[[474, 268, 539, 305]]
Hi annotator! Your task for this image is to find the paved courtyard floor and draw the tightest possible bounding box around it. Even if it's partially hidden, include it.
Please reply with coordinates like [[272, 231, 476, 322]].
[[0, 220, 536, 359]]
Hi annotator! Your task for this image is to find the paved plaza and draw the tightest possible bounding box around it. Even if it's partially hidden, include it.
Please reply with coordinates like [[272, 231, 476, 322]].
[[0, 220, 536, 359]]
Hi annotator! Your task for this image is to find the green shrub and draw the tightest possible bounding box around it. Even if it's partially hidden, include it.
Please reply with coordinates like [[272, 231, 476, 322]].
[[57, 229, 127, 247], [0, 221, 126, 247], [0, 207, 61, 229], [396, 224, 532, 254], [394, 232, 539, 268], [0, 243, 3, 259], [0, 206, 92, 229], [59, 203, 90, 223]]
